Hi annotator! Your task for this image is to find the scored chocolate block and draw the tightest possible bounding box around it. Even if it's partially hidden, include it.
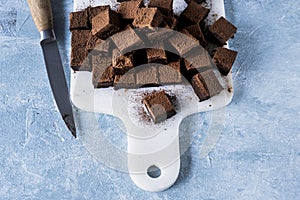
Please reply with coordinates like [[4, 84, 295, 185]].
[[191, 73, 209, 101], [143, 91, 176, 123], [71, 30, 90, 70], [91, 9, 121, 39], [114, 70, 136, 89], [92, 55, 113, 87], [117, 0, 144, 20], [112, 49, 135, 75], [185, 24, 207, 47], [158, 60, 182, 84], [146, 48, 168, 64], [180, 1, 209, 25], [69, 10, 89, 30], [87, 5, 110, 24], [136, 65, 159, 86], [209, 17, 237, 44], [148, 0, 173, 15], [213, 47, 237, 76], [111, 26, 144, 53], [200, 69, 223, 97], [132, 8, 163, 28]]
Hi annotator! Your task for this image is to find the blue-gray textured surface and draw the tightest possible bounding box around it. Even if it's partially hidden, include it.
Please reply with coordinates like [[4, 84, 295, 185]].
[[0, 0, 300, 199]]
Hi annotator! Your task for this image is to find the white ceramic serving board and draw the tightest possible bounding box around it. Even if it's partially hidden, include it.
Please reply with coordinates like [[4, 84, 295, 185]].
[[71, 0, 232, 192]]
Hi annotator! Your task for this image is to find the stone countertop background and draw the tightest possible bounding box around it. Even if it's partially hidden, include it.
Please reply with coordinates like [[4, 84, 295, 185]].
[[0, 0, 299, 199]]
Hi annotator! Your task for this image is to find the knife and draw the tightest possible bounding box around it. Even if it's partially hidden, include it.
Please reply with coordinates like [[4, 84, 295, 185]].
[[27, 0, 76, 137]]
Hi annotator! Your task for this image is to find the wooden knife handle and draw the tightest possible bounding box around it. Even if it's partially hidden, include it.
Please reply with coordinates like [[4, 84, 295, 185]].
[[27, 0, 53, 32]]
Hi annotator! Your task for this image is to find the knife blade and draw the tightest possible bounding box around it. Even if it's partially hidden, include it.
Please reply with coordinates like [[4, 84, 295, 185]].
[[27, 0, 76, 137]]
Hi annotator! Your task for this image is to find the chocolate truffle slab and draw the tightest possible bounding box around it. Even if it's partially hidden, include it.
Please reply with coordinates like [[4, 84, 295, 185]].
[[132, 8, 163, 28], [148, 0, 173, 15], [69, 10, 89, 30], [118, 0, 144, 20], [213, 47, 238, 76], [191, 73, 210, 101], [209, 17, 237, 44], [143, 91, 176, 123], [91, 9, 121, 39], [180, 1, 209, 25], [200, 69, 223, 97]]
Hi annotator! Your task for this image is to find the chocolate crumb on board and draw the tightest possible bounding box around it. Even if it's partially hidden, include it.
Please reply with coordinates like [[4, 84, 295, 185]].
[[143, 90, 176, 123]]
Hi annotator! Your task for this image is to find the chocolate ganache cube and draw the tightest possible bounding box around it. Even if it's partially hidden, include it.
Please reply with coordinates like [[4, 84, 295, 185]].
[[148, 0, 173, 15], [213, 47, 237, 76], [132, 8, 163, 28], [118, 0, 144, 20], [209, 17, 237, 44], [91, 8, 121, 39], [143, 91, 176, 123], [179, 1, 209, 25]]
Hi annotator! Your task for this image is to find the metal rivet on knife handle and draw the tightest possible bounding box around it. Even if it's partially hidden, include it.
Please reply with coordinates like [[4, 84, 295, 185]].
[[27, 0, 53, 32]]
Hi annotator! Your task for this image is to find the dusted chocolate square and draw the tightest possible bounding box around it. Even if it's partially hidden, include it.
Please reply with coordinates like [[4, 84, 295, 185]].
[[91, 9, 121, 39], [118, 0, 144, 20], [136, 65, 159, 86], [200, 69, 223, 97], [132, 8, 163, 28], [191, 73, 209, 101], [143, 91, 176, 123], [146, 48, 168, 64], [209, 17, 237, 44], [148, 0, 173, 15], [180, 1, 209, 25], [185, 24, 207, 47], [114, 70, 136, 89], [158, 61, 182, 84], [111, 26, 144, 53], [213, 47, 237, 76], [112, 49, 135, 75], [92, 55, 113, 87], [87, 5, 110, 24], [69, 10, 89, 30]]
